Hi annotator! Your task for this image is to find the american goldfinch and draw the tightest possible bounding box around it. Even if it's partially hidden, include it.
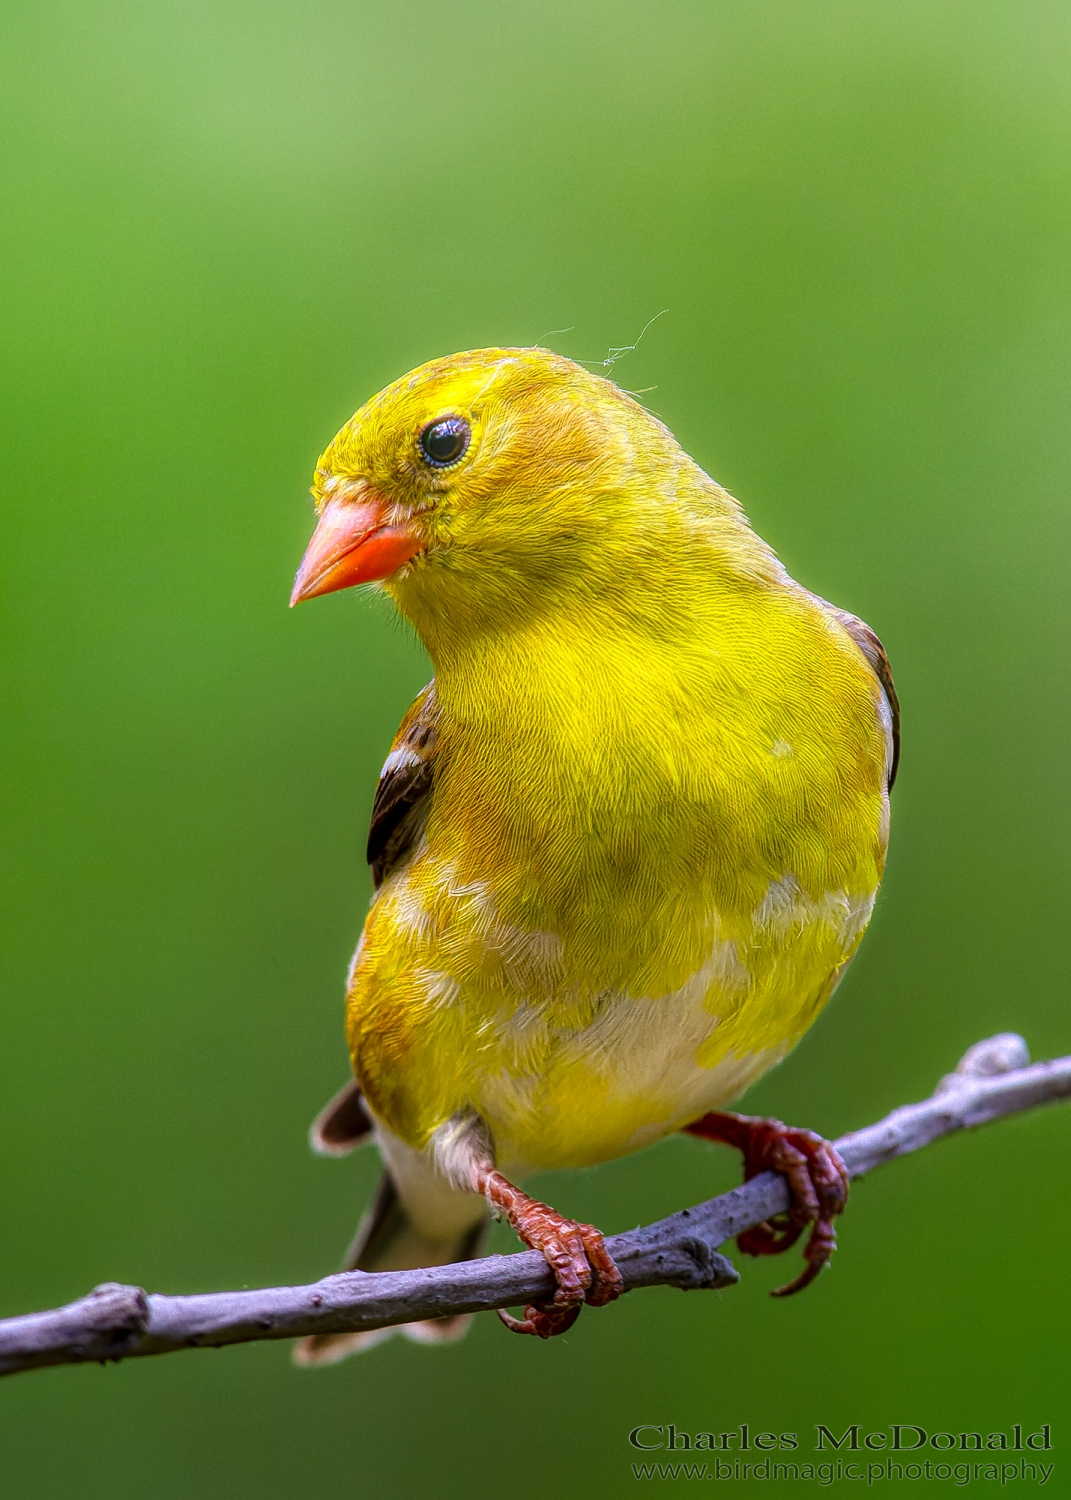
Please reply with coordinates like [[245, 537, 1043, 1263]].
[[289, 347, 897, 1362]]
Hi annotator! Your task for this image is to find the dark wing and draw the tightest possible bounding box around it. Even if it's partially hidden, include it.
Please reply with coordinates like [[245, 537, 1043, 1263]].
[[826, 606, 900, 789], [367, 679, 440, 888], [306, 682, 441, 1159]]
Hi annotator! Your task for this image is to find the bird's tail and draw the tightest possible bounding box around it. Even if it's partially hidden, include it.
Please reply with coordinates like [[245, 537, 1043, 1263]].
[[294, 1083, 490, 1366]]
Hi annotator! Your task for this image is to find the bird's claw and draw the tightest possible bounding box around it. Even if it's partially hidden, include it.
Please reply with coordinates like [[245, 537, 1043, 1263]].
[[685, 1111, 849, 1296], [496, 1301, 583, 1338], [478, 1170, 623, 1338]]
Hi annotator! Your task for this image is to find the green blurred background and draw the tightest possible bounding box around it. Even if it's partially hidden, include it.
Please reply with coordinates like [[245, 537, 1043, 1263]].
[[1, 0, 1068, 1494]]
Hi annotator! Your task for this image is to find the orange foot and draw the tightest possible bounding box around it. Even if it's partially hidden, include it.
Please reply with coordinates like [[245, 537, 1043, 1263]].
[[684, 1111, 849, 1296], [476, 1169, 623, 1337]]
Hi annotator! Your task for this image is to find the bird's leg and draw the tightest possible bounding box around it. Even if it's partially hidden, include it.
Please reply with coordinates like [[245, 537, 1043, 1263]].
[[474, 1167, 624, 1338], [683, 1111, 849, 1296], [433, 1112, 622, 1337]]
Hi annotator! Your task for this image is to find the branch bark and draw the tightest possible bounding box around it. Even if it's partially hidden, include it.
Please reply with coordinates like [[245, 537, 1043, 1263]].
[[2, 1034, 1067, 1379]]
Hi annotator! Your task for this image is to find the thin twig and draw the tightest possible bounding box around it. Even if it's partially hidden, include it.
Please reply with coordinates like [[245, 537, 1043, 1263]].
[[1, 1034, 1067, 1378]]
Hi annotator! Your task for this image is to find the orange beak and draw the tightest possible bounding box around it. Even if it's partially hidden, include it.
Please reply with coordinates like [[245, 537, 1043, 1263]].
[[289, 491, 424, 606]]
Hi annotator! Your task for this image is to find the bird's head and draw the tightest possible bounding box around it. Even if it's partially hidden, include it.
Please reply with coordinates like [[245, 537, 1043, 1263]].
[[291, 346, 772, 650]]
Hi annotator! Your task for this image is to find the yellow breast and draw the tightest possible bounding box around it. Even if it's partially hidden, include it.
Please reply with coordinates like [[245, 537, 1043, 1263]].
[[346, 577, 889, 1173]]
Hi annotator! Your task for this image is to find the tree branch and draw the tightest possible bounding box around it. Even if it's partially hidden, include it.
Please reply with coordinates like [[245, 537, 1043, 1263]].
[[2, 1034, 1067, 1379]]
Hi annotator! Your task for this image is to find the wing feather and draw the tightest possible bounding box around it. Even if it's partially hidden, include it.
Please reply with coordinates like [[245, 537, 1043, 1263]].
[[367, 680, 439, 887], [826, 606, 900, 789]]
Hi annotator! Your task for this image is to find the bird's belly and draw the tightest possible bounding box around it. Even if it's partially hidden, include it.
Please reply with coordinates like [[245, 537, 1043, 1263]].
[[477, 981, 792, 1175], [347, 860, 876, 1173]]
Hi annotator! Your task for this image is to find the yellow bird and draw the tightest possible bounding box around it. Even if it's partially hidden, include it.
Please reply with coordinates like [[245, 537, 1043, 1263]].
[[289, 347, 897, 1362]]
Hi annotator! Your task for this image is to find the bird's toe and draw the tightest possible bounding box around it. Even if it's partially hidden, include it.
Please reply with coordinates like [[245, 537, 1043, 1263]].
[[481, 1179, 622, 1337], [685, 1110, 849, 1296]]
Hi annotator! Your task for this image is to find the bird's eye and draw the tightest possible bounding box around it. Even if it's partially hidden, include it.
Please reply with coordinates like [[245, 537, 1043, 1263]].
[[419, 417, 470, 469]]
